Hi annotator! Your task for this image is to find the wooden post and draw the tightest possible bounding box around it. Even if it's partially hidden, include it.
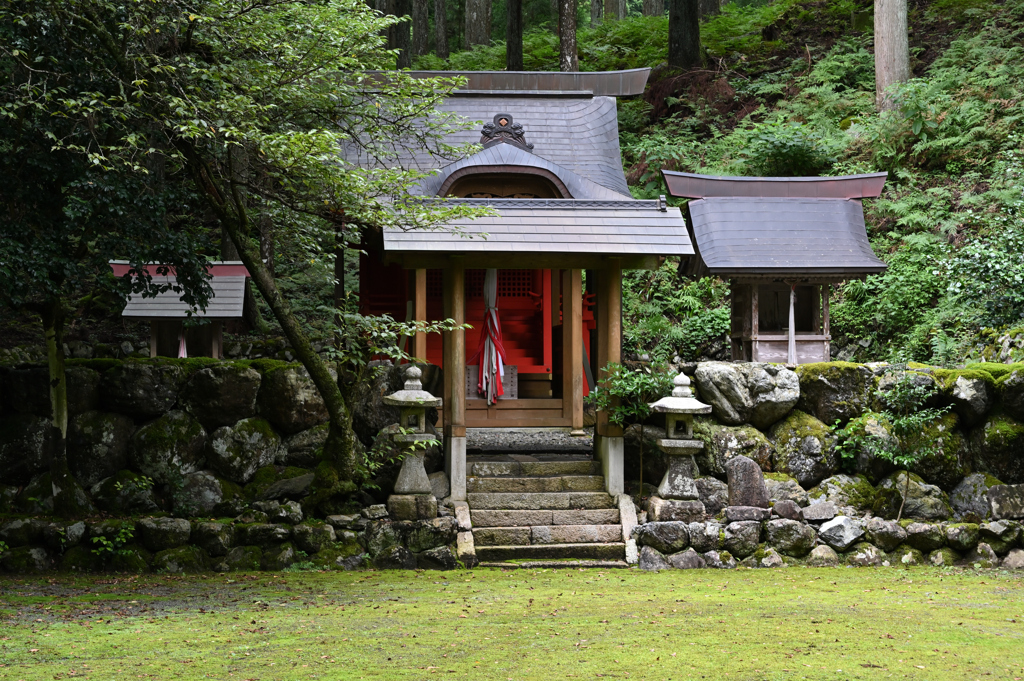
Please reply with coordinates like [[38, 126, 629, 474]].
[[788, 283, 797, 364], [750, 284, 759, 362], [822, 283, 831, 361], [149, 323, 158, 358], [413, 268, 427, 361], [550, 269, 561, 328], [596, 261, 622, 438], [443, 260, 466, 500], [562, 269, 583, 431], [542, 269, 553, 372], [213, 320, 223, 359]]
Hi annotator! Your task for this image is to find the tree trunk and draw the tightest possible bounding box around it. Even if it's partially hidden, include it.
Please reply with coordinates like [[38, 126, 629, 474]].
[[435, 0, 449, 57], [698, 0, 718, 18], [591, 0, 602, 26], [559, 0, 578, 72], [334, 223, 346, 349], [603, 0, 621, 21], [668, 0, 701, 68], [874, 0, 909, 111], [643, 0, 664, 16], [41, 298, 85, 518], [465, 0, 490, 47], [395, 0, 413, 68], [507, 0, 523, 71], [412, 0, 429, 57]]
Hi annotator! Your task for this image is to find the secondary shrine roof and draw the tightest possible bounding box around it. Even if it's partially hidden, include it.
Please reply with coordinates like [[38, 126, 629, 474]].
[[110, 261, 249, 319]]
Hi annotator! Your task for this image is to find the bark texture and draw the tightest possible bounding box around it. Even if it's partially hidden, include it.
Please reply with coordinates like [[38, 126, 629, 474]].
[[395, 0, 412, 68], [698, 0, 718, 17], [668, 0, 701, 68], [465, 0, 491, 47], [507, 0, 523, 70], [874, 0, 910, 111], [604, 0, 625, 21], [591, 0, 602, 25], [559, 0, 578, 72], [643, 0, 665, 16], [434, 0, 448, 58], [412, 0, 429, 57]]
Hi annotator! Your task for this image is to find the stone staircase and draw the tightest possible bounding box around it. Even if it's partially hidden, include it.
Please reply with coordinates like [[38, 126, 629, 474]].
[[466, 454, 627, 566]]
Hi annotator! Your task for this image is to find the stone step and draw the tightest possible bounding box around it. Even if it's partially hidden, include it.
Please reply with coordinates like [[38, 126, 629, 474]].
[[475, 542, 625, 562], [468, 460, 600, 478], [467, 491, 616, 511], [473, 524, 623, 546], [467, 475, 605, 493], [478, 560, 629, 569], [470, 508, 620, 527]]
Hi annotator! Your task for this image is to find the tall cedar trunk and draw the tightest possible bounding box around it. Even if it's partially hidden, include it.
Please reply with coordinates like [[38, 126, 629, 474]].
[[668, 0, 701, 68], [559, 0, 578, 72], [465, 0, 490, 46], [591, 0, 601, 25], [698, 0, 718, 18], [604, 0, 623, 21], [506, 0, 523, 70], [41, 299, 82, 517], [412, 0, 429, 57], [642, 0, 664, 16], [434, 0, 449, 57], [874, 0, 909, 111], [334, 223, 346, 348], [395, 0, 413, 68], [550, 0, 558, 30], [223, 153, 270, 334]]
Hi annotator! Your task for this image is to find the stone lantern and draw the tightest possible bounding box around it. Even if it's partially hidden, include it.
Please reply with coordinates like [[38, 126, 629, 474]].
[[645, 372, 712, 522], [383, 366, 443, 521]]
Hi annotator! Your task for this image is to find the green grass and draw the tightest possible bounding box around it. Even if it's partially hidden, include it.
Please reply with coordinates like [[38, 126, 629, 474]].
[[1, 567, 1022, 679]]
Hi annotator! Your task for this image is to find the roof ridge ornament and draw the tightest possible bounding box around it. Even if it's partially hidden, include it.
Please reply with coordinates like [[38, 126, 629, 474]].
[[481, 113, 534, 152]]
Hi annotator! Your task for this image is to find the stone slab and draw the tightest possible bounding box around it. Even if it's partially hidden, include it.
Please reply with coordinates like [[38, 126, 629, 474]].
[[724, 506, 771, 522], [568, 492, 617, 509], [456, 531, 477, 568], [475, 542, 626, 562], [801, 501, 837, 522], [387, 494, 436, 521], [725, 455, 770, 508], [989, 484, 1024, 520], [467, 477, 564, 493], [453, 501, 472, 531], [470, 461, 520, 477], [530, 524, 621, 545], [471, 510, 553, 527], [473, 527, 532, 546], [560, 476, 607, 492], [468, 492, 571, 510], [647, 497, 705, 523], [551, 509, 621, 525], [520, 461, 600, 477]]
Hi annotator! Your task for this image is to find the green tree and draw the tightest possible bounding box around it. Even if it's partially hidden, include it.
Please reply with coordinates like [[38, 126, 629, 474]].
[[1, 0, 487, 492]]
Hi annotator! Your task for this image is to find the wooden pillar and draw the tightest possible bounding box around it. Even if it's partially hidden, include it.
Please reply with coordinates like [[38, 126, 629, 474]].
[[595, 260, 623, 495], [562, 269, 584, 431], [787, 283, 797, 364], [822, 283, 831, 361], [213, 321, 223, 359], [750, 283, 759, 362], [442, 261, 466, 500], [413, 268, 428, 361]]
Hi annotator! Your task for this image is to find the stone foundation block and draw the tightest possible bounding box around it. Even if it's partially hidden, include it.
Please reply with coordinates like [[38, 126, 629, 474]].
[[647, 497, 705, 523], [387, 494, 437, 521]]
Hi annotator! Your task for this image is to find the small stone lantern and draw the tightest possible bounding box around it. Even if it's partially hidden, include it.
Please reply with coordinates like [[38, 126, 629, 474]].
[[383, 366, 443, 521], [646, 373, 712, 522]]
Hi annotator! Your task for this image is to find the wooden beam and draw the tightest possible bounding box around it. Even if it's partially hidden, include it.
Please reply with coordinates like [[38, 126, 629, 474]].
[[413, 268, 427, 361], [562, 269, 584, 429], [788, 284, 797, 364], [823, 283, 831, 360], [596, 260, 623, 437], [386, 253, 660, 271], [551, 269, 561, 327], [541, 269, 552, 372], [443, 261, 466, 438]]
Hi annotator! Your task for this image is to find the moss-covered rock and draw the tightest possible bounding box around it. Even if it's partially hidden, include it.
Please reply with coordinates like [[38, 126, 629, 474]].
[[405, 517, 459, 554], [67, 410, 135, 487], [808, 474, 878, 515], [256, 364, 331, 435], [965, 362, 1024, 381], [795, 362, 875, 426], [58, 545, 104, 573], [281, 424, 328, 468], [90, 470, 161, 515], [136, 517, 191, 552], [0, 414, 54, 486], [844, 542, 885, 567], [763, 473, 809, 506], [293, 521, 336, 554], [0, 518, 49, 547], [206, 417, 281, 485], [693, 417, 773, 477], [889, 545, 925, 566], [908, 412, 970, 492], [841, 412, 898, 484], [192, 522, 235, 557], [928, 547, 961, 566], [129, 410, 207, 485], [963, 542, 999, 568], [877, 472, 952, 520], [311, 546, 367, 571], [693, 362, 799, 429], [945, 523, 980, 552], [262, 542, 296, 570], [767, 409, 838, 488], [173, 470, 239, 516], [99, 362, 187, 419], [0, 545, 51, 573], [152, 545, 209, 573], [109, 544, 152, 573], [927, 369, 995, 428], [968, 414, 1024, 484], [180, 364, 262, 430], [999, 369, 1024, 422], [17, 473, 54, 514], [66, 366, 101, 415], [949, 473, 1003, 522], [213, 545, 263, 572]]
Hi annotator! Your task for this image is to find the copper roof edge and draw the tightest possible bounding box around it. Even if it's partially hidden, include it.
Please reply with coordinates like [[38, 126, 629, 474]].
[[361, 69, 651, 97], [662, 171, 888, 199]]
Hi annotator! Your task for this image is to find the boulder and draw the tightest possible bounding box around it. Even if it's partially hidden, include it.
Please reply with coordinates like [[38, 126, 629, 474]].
[[764, 474, 809, 507], [687, 521, 723, 553], [693, 362, 799, 429], [646, 497, 705, 523], [253, 500, 304, 525], [950, 473, 1003, 522], [1002, 548, 1024, 569], [129, 410, 207, 485], [988, 484, 1024, 520], [767, 410, 839, 488], [351, 361, 405, 446], [0, 485, 18, 513], [262, 543, 297, 570], [416, 546, 459, 570], [806, 544, 839, 567], [99, 362, 186, 419], [90, 470, 161, 515], [136, 517, 191, 552], [281, 425, 328, 468], [795, 362, 875, 426], [864, 518, 906, 552], [841, 413, 898, 484], [877, 472, 951, 520], [724, 506, 770, 522], [0, 546, 52, 573], [180, 364, 262, 430], [0, 414, 53, 485], [175, 470, 241, 516], [406, 517, 459, 553], [945, 523, 980, 553], [892, 546, 925, 566], [213, 546, 263, 572], [240, 524, 292, 549], [17, 473, 54, 514], [760, 548, 786, 568], [633, 521, 689, 554], [969, 415, 1024, 484], [0, 518, 49, 547], [766, 518, 816, 557], [373, 545, 416, 570], [152, 545, 209, 573], [979, 521, 1020, 554], [67, 411, 135, 487], [818, 516, 865, 551], [259, 473, 315, 502], [963, 542, 999, 568], [940, 371, 993, 428], [293, 522, 336, 554], [668, 548, 706, 569], [724, 455, 769, 508], [998, 369, 1024, 422], [772, 500, 803, 520], [59, 545, 104, 573], [695, 477, 729, 515], [702, 550, 737, 569], [206, 417, 281, 485], [723, 521, 760, 558], [192, 522, 234, 557], [388, 494, 438, 522], [907, 412, 970, 492], [692, 419, 774, 477], [845, 542, 885, 567], [928, 547, 960, 566], [257, 364, 332, 434], [904, 523, 945, 552], [66, 366, 101, 415], [429, 471, 450, 500]]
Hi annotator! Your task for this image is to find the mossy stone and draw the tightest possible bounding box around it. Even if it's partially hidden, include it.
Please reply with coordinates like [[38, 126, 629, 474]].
[[908, 412, 969, 492], [878, 472, 952, 520], [968, 414, 1024, 484], [889, 545, 925, 566], [213, 546, 263, 572], [767, 409, 839, 488], [129, 411, 207, 485], [206, 418, 281, 485], [90, 469, 161, 515], [0, 545, 51, 573], [68, 410, 135, 488], [58, 545, 104, 573], [692, 418, 774, 477], [152, 545, 209, 573], [795, 362, 875, 426], [808, 474, 878, 514], [109, 544, 152, 573], [0, 414, 54, 486]]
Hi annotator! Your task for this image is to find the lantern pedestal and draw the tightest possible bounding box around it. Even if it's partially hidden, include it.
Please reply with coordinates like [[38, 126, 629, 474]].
[[383, 367, 444, 521]]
